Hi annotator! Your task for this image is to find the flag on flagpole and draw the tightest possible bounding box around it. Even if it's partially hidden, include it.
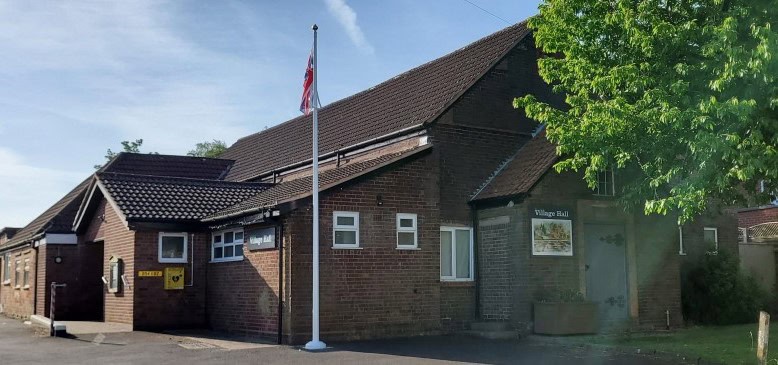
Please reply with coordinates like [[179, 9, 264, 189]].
[[300, 50, 314, 115]]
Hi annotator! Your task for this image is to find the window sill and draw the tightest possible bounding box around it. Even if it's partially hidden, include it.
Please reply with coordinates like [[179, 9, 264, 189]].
[[22, 285, 30, 290], [14, 285, 21, 290], [396, 247, 420, 251], [678, 252, 687, 256], [210, 256, 244, 263], [440, 280, 475, 287], [2, 280, 10, 286], [332, 246, 362, 250], [158, 259, 188, 264]]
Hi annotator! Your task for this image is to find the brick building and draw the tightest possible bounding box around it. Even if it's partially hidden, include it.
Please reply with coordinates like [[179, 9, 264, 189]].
[[737, 203, 778, 292], [1, 21, 738, 341]]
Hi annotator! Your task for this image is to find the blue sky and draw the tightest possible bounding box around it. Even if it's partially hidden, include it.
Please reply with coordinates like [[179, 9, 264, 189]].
[[0, 0, 541, 227]]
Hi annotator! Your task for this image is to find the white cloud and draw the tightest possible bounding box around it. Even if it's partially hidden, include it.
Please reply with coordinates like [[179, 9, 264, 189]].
[[324, 0, 374, 54], [0, 148, 89, 227]]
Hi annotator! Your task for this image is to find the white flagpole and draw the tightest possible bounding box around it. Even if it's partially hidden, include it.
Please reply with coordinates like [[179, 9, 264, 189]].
[[305, 23, 326, 351]]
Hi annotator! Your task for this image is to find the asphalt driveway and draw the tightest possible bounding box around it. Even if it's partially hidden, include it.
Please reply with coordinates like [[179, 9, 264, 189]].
[[0, 316, 692, 364]]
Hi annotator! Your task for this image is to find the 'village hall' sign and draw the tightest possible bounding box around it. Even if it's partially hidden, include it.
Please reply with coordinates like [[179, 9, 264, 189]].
[[531, 207, 573, 257]]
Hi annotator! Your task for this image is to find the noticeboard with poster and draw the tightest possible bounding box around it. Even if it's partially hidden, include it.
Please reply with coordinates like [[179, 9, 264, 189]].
[[531, 206, 574, 256]]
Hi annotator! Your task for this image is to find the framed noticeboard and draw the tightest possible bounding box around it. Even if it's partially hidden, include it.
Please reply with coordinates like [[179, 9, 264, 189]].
[[531, 207, 573, 256], [247, 227, 276, 251], [164, 267, 185, 290]]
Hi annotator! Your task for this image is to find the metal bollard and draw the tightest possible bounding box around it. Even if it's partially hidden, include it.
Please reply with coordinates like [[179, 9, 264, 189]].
[[49, 282, 67, 337]]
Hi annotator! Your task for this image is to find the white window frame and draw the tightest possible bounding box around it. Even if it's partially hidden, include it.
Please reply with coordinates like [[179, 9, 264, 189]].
[[440, 227, 474, 282], [396, 213, 419, 249], [333, 211, 360, 249], [704, 227, 719, 253], [158, 232, 188, 263], [678, 226, 686, 255], [594, 168, 616, 196], [211, 228, 245, 263], [2, 253, 10, 284]]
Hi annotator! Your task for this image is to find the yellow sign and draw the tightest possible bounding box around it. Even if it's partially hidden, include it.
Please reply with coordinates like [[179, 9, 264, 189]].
[[164, 267, 185, 290], [137, 271, 162, 277]]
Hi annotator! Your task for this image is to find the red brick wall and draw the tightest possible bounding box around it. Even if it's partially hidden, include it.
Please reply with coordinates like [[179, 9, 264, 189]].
[[288, 152, 441, 343], [0, 247, 36, 319], [207, 223, 280, 337], [83, 198, 135, 325], [738, 206, 778, 228], [132, 231, 208, 330]]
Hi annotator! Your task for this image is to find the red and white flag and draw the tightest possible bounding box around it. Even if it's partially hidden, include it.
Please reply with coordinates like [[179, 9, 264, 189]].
[[299, 50, 314, 115]]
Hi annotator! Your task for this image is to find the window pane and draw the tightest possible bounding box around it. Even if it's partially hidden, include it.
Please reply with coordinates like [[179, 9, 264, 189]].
[[23, 271, 28, 286], [398, 232, 415, 246], [110, 263, 118, 289], [441, 231, 453, 277], [224, 232, 234, 244], [224, 245, 234, 258], [213, 235, 222, 244], [234, 231, 244, 242], [234, 244, 244, 257], [704, 229, 717, 244], [214, 247, 223, 259], [336, 216, 355, 226], [335, 230, 357, 245], [455, 230, 471, 279], [161, 236, 185, 259], [400, 218, 414, 228]]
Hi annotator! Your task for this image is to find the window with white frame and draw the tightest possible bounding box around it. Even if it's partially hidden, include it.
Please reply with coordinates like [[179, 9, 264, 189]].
[[396, 213, 418, 249], [333, 211, 359, 248], [22, 259, 29, 289], [2, 253, 9, 283], [440, 227, 474, 281], [704, 227, 718, 252], [14, 260, 20, 288], [158, 232, 188, 263], [594, 168, 615, 196], [212, 228, 244, 262], [108, 256, 122, 293]]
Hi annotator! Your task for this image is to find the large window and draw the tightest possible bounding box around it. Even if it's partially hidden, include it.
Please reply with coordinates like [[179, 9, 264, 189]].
[[158, 232, 188, 263], [2, 253, 9, 283], [212, 228, 244, 262], [704, 227, 718, 253], [440, 227, 473, 281], [333, 211, 359, 248], [22, 259, 29, 289], [396, 213, 418, 249], [594, 168, 615, 196]]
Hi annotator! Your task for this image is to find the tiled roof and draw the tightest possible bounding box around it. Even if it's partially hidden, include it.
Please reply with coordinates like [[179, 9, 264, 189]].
[[220, 22, 531, 182], [97, 173, 270, 223], [1, 177, 92, 251], [206, 145, 432, 221], [102, 153, 234, 180], [0, 227, 21, 239], [471, 130, 557, 201]]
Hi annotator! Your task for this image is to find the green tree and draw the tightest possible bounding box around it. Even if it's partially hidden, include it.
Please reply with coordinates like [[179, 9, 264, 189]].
[[94, 139, 153, 169], [187, 140, 227, 158], [516, 0, 777, 222]]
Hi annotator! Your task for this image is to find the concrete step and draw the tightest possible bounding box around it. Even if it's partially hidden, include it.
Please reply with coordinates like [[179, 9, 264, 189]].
[[463, 330, 518, 340], [470, 321, 510, 332], [29, 315, 66, 335]]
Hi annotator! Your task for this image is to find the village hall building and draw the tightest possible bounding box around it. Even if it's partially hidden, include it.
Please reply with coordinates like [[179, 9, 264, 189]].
[[0, 22, 737, 343]]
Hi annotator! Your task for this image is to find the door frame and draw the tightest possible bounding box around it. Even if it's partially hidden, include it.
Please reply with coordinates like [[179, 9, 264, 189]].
[[575, 200, 639, 323]]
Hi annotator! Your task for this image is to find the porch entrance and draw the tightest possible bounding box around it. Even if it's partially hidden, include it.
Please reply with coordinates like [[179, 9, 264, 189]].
[[584, 224, 629, 327]]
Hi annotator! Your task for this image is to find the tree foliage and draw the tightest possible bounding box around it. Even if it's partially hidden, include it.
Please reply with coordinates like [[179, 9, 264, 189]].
[[516, 0, 778, 222], [94, 139, 154, 169], [187, 139, 227, 158]]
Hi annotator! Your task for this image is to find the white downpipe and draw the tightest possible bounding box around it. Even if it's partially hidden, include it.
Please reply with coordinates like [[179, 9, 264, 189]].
[[305, 24, 326, 351]]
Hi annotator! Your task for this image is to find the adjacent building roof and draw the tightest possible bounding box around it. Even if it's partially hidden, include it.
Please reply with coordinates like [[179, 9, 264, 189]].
[[206, 144, 432, 221], [96, 173, 270, 223], [0, 227, 21, 240], [102, 153, 234, 180], [471, 130, 557, 202], [1, 177, 92, 251], [219, 21, 531, 182]]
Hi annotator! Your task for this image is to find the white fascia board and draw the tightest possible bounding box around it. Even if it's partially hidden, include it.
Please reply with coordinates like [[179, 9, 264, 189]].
[[43, 233, 78, 245]]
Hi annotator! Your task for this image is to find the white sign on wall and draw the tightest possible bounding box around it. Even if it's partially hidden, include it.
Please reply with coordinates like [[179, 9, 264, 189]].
[[247, 227, 276, 251]]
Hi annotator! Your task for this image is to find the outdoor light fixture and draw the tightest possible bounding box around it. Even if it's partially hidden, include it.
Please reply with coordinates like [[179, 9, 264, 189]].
[[54, 256, 63, 264], [376, 195, 383, 206]]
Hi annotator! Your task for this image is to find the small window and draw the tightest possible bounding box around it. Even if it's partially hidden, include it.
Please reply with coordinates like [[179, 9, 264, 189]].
[[704, 227, 718, 253], [2, 253, 9, 283], [440, 227, 474, 281], [396, 213, 418, 249], [333, 211, 359, 248], [158, 232, 188, 263], [14, 260, 20, 288], [594, 168, 615, 196], [22, 259, 30, 289], [108, 256, 122, 293], [212, 228, 245, 263]]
